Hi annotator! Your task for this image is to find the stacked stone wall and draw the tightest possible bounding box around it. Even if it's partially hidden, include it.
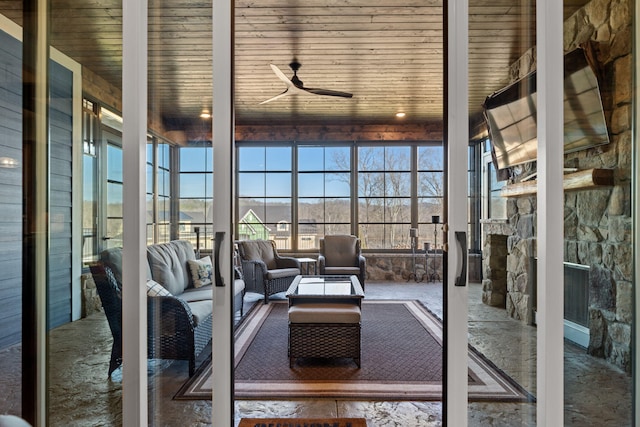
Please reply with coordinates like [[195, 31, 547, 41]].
[[486, 0, 633, 372], [564, 0, 633, 372]]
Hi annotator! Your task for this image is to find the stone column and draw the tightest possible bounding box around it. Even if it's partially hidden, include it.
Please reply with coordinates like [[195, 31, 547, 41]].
[[482, 234, 508, 307]]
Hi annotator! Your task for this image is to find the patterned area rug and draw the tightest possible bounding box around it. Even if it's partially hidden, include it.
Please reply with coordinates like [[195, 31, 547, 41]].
[[238, 418, 367, 427], [175, 300, 533, 401]]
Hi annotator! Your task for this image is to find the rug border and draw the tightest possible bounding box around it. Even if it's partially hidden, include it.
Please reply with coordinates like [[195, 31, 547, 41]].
[[174, 299, 534, 402]]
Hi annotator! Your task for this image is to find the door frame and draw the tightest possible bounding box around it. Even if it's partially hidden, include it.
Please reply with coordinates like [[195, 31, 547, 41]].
[[444, 0, 470, 425], [444, 0, 566, 425], [211, 0, 235, 423], [117, 0, 568, 424]]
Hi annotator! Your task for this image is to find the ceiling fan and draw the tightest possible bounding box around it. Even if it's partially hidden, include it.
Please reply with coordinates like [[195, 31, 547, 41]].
[[260, 61, 353, 104]]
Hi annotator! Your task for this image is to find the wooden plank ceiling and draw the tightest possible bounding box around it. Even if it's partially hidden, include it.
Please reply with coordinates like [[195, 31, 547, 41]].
[[1, 0, 590, 130]]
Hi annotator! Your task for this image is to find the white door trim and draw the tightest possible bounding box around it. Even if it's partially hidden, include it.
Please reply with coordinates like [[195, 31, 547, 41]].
[[536, 0, 565, 424], [445, 0, 469, 425], [121, 0, 148, 425], [212, 0, 235, 424]]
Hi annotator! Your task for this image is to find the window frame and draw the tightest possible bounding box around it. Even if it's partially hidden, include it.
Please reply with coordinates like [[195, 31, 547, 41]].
[[235, 140, 447, 252]]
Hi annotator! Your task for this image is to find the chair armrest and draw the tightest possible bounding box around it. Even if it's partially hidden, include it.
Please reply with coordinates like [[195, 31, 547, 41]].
[[317, 254, 326, 274], [276, 256, 301, 269], [358, 255, 366, 270], [240, 259, 268, 293], [241, 259, 268, 278], [147, 295, 195, 334]]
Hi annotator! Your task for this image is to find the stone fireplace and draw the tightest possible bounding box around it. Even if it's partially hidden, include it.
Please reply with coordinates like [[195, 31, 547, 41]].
[[481, 0, 633, 373]]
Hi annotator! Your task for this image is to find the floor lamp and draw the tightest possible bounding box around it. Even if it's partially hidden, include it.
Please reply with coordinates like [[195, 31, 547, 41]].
[[432, 215, 440, 251], [431, 216, 440, 281], [407, 227, 419, 282]]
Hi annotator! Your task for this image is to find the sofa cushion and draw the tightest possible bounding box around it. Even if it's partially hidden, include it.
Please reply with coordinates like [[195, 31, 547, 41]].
[[234, 278, 246, 294], [187, 300, 212, 327], [182, 282, 245, 303], [100, 247, 125, 286], [181, 284, 213, 303], [187, 256, 213, 288], [147, 240, 196, 295], [101, 247, 153, 286]]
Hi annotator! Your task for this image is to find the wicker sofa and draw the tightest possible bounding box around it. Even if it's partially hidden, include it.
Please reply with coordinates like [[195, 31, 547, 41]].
[[90, 240, 244, 377]]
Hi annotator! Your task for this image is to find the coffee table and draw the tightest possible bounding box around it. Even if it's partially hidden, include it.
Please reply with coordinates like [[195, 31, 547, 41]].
[[286, 275, 364, 367], [286, 275, 364, 306]]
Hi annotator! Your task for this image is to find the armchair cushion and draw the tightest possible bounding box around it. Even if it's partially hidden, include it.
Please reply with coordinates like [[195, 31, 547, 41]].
[[324, 235, 359, 266], [319, 235, 366, 288], [324, 266, 361, 276], [266, 268, 301, 280], [240, 239, 278, 269]]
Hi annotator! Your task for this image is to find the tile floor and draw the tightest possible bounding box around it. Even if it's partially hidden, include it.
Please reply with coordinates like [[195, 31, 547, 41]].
[[0, 281, 633, 426]]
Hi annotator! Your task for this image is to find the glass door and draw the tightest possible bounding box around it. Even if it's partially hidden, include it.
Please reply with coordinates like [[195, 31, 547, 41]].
[[211, 0, 234, 424], [457, 0, 636, 425], [102, 129, 124, 250]]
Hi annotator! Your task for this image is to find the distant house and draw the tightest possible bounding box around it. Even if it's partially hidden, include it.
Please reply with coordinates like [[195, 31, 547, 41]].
[[238, 208, 271, 241], [298, 219, 318, 249], [238, 204, 320, 250]]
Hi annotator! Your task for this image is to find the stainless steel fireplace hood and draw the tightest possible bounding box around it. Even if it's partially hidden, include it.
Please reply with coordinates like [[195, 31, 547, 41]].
[[483, 47, 610, 171]]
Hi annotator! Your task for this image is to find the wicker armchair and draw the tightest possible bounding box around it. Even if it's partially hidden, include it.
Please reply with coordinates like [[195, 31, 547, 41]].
[[237, 239, 301, 303], [318, 235, 366, 289]]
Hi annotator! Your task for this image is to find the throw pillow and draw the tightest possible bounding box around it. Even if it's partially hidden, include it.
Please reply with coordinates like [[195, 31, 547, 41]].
[[146, 279, 172, 297], [188, 256, 213, 288]]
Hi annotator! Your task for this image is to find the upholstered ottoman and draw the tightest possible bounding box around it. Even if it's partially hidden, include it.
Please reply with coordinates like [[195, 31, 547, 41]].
[[288, 303, 361, 368]]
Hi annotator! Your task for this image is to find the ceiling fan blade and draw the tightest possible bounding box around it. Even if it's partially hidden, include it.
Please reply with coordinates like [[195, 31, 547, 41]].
[[259, 89, 290, 104], [262, 63, 353, 103], [304, 87, 353, 98], [269, 64, 294, 87]]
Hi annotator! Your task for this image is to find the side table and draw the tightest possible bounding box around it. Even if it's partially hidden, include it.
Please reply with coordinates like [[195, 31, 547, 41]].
[[296, 257, 317, 275]]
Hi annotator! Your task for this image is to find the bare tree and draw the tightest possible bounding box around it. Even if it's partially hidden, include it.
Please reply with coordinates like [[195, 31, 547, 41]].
[[268, 145, 445, 250]]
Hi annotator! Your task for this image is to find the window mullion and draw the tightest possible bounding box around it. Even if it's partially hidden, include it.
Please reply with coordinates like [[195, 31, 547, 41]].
[[411, 145, 418, 229], [351, 142, 358, 236], [292, 142, 298, 251]]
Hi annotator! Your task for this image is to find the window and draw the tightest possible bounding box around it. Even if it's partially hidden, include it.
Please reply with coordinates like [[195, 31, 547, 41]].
[[105, 137, 123, 250], [237, 145, 292, 249], [178, 143, 213, 250], [482, 142, 507, 221], [417, 146, 444, 250], [468, 142, 482, 252], [236, 142, 444, 251], [146, 138, 173, 245], [358, 146, 412, 249], [298, 145, 351, 249], [157, 142, 172, 242], [82, 100, 98, 264]]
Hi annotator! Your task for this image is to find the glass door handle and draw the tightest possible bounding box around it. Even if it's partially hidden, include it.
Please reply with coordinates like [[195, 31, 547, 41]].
[[454, 231, 467, 287], [214, 231, 225, 287]]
